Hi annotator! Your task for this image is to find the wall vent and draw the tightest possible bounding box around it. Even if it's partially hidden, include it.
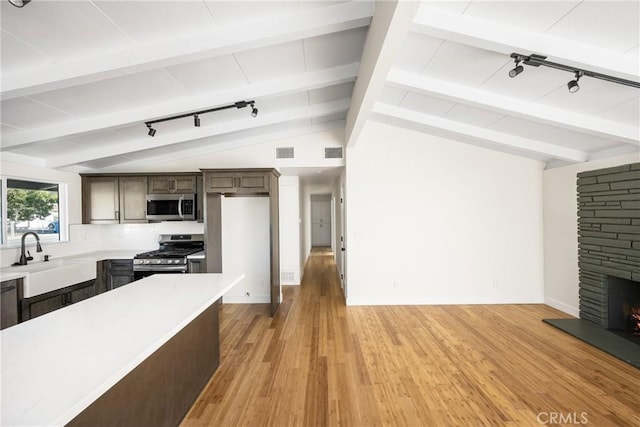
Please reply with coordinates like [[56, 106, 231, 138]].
[[276, 147, 295, 159], [281, 271, 295, 283], [324, 147, 343, 159]]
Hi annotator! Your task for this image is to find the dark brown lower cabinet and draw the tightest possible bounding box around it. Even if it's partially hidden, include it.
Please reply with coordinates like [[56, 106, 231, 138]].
[[106, 260, 134, 290], [68, 300, 220, 427], [95, 260, 135, 294], [22, 280, 96, 321]]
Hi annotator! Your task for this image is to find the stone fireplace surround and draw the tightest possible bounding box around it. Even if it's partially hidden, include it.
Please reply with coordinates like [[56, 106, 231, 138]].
[[576, 162, 640, 330]]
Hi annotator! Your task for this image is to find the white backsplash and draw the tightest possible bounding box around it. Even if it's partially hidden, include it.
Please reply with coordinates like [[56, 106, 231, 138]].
[[0, 221, 204, 267]]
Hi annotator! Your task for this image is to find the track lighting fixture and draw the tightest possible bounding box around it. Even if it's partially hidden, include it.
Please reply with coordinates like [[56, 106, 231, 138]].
[[508, 57, 524, 78], [144, 99, 257, 137], [9, 0, 31, 7], [567, 71, 582, 93], [509, 53, 640, 92]]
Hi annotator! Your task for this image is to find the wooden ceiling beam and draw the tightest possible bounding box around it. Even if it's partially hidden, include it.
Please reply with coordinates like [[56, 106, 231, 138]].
[[46, 99, 351, 168], [1, 1, 372, 100], [387, 69, 639, 146], [2, 63, 358, 149], [373, 102, 589, 163], [412, 5, 639, 82]]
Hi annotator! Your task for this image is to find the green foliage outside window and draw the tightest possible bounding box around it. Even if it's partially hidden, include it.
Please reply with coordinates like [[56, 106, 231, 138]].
[[7, 189, 58, 222]]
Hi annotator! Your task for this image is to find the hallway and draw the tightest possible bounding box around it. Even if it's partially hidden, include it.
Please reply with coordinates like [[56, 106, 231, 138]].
[[183, 247, 360, 426], [182, 248, 639, 426]]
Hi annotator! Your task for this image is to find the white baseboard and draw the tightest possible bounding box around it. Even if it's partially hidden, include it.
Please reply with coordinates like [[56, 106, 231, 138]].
[[346, 296, 545, 306], [544, 297, 579, 317], [222, 295, 270, 304]]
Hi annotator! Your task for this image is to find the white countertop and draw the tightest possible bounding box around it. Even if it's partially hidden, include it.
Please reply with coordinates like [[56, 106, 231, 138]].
[[0, 250, 143, 283], [0, 250, 146, 297], [1, 272, 244, 427]]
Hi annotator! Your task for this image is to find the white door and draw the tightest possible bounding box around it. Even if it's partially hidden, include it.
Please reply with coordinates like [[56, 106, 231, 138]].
[[311, 197, 331, 247], [339, 185, 345, 289]]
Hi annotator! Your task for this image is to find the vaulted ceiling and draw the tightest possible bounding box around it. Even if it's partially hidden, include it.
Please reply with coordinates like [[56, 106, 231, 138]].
[[1, 1, 638, 173]]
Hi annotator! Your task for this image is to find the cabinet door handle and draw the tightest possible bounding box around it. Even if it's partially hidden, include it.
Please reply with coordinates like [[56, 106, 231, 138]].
[[1, 285, 16, 294], [115, 210, 120, 220]]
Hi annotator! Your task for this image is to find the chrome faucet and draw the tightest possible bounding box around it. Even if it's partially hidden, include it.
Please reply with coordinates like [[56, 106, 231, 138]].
[[18, 232, 43, 265]]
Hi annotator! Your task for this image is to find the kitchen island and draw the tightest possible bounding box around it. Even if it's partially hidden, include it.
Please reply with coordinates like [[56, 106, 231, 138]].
[[1, 272, 244, 426]]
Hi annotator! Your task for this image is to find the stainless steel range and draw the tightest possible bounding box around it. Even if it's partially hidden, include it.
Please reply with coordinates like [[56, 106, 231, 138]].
[[133, 234, 204, 279]]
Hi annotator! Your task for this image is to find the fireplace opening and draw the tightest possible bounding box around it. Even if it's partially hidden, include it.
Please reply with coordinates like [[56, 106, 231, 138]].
[[607, 276, 640, 345]]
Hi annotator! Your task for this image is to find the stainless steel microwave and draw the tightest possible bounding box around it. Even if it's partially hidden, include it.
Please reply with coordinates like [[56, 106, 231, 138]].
[[146, 193, 195, 221]]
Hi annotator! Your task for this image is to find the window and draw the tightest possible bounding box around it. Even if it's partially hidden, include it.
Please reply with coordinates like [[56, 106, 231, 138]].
[[1, 178, 63, 246]]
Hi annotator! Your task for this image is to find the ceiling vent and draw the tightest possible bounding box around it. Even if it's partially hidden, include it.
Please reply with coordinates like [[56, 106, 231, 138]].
[[276, 147, 295, 159], [324, 147, 343, 159]]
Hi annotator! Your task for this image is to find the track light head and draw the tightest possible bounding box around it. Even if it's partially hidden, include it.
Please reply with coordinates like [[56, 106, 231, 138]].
[[9, 0, 31, 7], [508, 55, 525, 78], [568, 71, 582, 93], [567, 79, 579, 93], [146, 123, 156, 137], [194, 114, 200, 127], [509, 64, 524, 78], [250, 102, 258, 117]]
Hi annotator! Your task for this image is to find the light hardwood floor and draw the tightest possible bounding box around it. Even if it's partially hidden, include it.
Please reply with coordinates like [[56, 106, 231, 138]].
[[182, 248, 639, 426]]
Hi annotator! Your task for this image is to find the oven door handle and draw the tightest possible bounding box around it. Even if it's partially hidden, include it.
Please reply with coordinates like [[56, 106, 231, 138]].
[[178, 195, 184, 219], [133, 265, 188, 272]]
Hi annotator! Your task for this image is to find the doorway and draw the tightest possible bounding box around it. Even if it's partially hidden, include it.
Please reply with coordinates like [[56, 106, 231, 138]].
[[310, 194, 331, 247]]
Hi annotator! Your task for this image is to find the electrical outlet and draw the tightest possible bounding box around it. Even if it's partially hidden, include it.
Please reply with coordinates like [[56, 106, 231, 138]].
[[393, 281, 399, 288]]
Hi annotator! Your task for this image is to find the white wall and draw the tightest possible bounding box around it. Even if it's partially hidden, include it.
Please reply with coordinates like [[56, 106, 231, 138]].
[[221, 197, 271, 303], [125, 128, 345, 172], [542, 153, 639, 316], [345, 121, 545, 305], [279, 176, 301, 285]]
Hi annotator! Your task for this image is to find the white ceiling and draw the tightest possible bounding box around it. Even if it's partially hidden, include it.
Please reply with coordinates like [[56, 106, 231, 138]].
[[1, 0, 638, 173]]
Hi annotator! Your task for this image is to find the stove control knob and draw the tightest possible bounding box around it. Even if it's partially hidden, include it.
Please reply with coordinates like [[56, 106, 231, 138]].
[[143, 259, 151, 264]]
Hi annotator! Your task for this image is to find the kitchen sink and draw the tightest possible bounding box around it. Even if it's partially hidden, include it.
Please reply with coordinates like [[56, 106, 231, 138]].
[[12, 259, 97, 298]]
